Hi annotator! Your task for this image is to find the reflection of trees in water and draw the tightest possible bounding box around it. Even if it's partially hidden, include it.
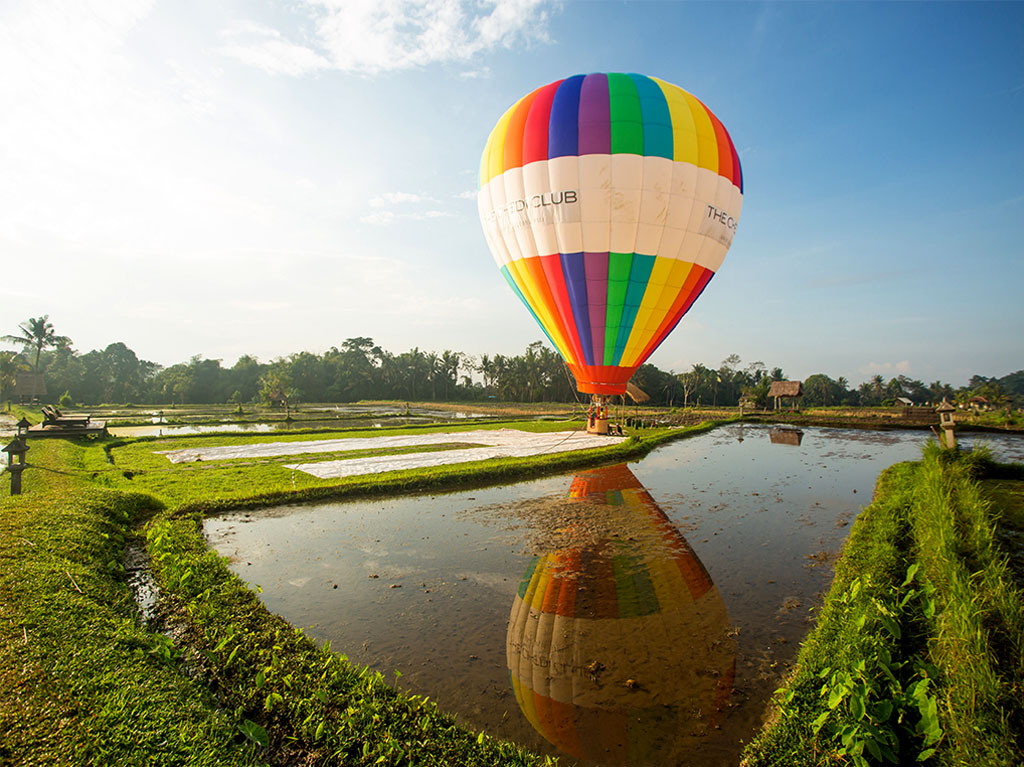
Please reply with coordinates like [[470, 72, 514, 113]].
[[506, 464, 735, 766]]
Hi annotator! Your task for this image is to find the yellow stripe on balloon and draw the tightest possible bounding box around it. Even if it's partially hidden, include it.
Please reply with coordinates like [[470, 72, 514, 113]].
[[653, 79, 699, 166], [682, 91, 719, 174], [620, 259, 695, 366], [618, 256, 674, 363], [511, 675, 544, 733], [482, 100, 523, 187], [529, 559, 553, 612]]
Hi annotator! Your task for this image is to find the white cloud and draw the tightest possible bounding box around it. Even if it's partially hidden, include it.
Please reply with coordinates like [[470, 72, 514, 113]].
[[218, 20, 330, 77], [363, 191, 455, 224], [369, 192, 434, 207], [219, 0, 552, 76], [859, 360, 912, 376], [360, 210, 396, 225]]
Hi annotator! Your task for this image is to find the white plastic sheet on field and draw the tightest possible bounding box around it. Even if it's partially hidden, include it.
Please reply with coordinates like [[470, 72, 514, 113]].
[[156, 428, 624, 478]]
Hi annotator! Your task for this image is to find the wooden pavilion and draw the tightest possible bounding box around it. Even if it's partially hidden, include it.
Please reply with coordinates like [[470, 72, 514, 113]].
[[768, 380, 803, 411]]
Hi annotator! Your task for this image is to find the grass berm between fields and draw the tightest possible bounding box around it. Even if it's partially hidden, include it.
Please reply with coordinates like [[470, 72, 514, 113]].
[[1, 419, 726, 766], [4, 416, 1023, 765], [741, 443, 1024, 767]]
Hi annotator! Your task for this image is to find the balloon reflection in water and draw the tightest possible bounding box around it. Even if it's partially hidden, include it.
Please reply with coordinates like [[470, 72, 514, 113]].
[[506, 464, 735, 765]]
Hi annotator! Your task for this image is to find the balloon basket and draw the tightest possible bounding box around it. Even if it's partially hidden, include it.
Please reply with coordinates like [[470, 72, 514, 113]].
[[586, 395, 612, 435]]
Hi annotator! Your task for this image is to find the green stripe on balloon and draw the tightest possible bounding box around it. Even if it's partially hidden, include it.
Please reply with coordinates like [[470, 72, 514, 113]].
[[608, 73, 643, 154], [614, 255, 656, 365]]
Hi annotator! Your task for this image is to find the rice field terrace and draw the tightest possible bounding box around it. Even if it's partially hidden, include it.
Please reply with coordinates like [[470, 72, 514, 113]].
[[2, 403, 1022, 766]]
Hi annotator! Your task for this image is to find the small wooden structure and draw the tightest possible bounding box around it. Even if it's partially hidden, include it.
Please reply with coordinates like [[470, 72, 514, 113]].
[[768, 380, 803, 411], [2, 436, 29, 495], [936, 398, 956, 449], [968, 396, 990, 413], [11, 372, 46, 404]]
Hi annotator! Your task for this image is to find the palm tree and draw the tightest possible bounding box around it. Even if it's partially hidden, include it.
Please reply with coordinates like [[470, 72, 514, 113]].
[[2, 315, 70, 371]]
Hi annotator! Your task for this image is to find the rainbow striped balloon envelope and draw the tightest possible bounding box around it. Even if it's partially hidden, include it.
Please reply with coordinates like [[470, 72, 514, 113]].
[[478, 73, 743, 396]]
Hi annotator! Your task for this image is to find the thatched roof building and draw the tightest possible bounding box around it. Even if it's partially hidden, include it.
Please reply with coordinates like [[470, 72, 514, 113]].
[[625, 382, 650, 404], [11, 372, 46, 402], [768, 380, 802, 411]]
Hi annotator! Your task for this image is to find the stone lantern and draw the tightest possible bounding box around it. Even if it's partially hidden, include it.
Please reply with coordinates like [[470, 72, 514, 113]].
[[936, 398, 956, 449], [2, 436, 29, 495], [16, 417, 31, 438]]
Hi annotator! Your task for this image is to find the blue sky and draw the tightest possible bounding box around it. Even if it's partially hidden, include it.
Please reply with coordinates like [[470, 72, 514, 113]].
[[1, 1, 1021, 386]]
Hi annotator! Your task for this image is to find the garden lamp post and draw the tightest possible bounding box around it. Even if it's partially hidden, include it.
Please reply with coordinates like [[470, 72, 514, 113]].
[[2, 436, 29, 495], [936, 398, 956, 450]]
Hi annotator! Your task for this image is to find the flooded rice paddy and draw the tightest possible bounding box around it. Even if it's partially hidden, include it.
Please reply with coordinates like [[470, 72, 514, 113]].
[[108, 405, 491, 437], [206, 424, 1023, 766]]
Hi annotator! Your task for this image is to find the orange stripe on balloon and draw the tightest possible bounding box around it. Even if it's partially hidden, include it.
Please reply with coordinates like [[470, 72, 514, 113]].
[[556, 550, 580, 617], [707, 109, 734, 184], [520, 256, 575, 359], [503, 88, 541, 173], [635, 266, 712, 364]]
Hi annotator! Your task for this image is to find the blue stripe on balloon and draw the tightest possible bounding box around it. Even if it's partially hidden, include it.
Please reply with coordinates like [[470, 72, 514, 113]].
[[629, 74, 673, 159], [560, 252, 592, 366], [548, 75, 585, 159], [612, 254, 655, 365]]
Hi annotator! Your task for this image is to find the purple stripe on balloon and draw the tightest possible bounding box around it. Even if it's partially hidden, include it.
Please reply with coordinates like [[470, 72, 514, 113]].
[[560, 252, 593, 367], [578, 73, 610, 156], [584, 252, 608, 364]]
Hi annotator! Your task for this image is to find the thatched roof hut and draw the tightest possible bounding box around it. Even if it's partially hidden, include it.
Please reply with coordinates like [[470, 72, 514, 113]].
[[768, 380, 802, 411], [11, 372, 46, 402], [625, 382, 650, 404]]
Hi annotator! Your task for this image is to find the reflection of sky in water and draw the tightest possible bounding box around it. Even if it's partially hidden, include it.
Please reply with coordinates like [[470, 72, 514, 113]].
[[204, 425, 1024, 766]]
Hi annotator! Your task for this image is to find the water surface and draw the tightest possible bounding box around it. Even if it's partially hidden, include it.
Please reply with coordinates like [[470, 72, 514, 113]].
[[204, 425, 1024, 765]]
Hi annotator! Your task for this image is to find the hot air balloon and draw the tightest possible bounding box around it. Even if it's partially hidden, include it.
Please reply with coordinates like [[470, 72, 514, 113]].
[[478, 73, 743, 413], [506, 464, 735, 765]]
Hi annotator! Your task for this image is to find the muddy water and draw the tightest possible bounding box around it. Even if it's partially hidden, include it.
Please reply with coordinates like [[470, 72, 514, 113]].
[[203, 425, 1024, 766]]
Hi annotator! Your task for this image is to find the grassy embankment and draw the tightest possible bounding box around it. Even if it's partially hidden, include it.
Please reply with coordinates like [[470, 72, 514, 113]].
[[742, 445, 1024, 767], [2, 417, 725, 765]]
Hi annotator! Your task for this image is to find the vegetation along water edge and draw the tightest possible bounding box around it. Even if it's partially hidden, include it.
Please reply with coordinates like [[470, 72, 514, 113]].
[[741, 444, 1024, 767], [3, 415, 1023, 765]]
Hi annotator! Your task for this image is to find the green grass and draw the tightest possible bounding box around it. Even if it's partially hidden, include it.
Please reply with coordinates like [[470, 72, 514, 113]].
[[89, 419, 725, 511], [2, 418, 729, 765], [0, 441, 259, 766], [742, 445, 1024, 766]]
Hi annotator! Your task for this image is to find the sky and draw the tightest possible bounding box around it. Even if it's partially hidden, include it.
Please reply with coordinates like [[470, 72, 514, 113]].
[[1, 0, 1022, 387]]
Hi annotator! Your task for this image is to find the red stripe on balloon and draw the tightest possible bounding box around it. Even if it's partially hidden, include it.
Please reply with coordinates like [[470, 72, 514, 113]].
[[522, 81, 562, 166], [539, 253, 586, 366], [729, 135, 743, 192], [521, 256, 572, 352]]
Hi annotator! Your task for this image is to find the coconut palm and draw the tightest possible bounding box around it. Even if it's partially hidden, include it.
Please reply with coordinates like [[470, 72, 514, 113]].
[[2, 315, 70, 371]]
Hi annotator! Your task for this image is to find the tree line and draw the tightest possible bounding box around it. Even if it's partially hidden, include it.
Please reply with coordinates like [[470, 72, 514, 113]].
[[1, 315, 1021, 409]]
